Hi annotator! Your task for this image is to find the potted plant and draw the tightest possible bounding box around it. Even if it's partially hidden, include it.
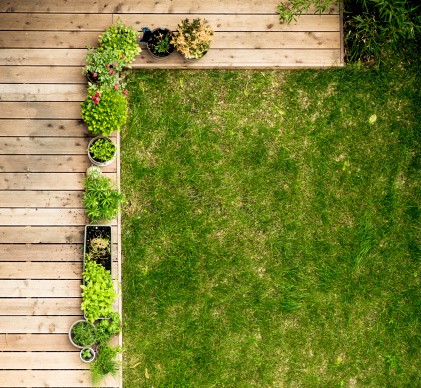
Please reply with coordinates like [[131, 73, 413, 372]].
[[80, 347, 96, 363], [82, 47, 124, 88], [69, 319, 96, 348], [97, 18, 141, 66], [83, 166, 123, 223], [81, 87, 128, 137], [84, 224, 112, 272], [90, 344, 121, 385], [88, 136, 117, 167], [171, 18, 214, 60], [146, 27, 175, 59]]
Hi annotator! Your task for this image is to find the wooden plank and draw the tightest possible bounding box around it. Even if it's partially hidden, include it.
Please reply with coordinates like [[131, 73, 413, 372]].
[[0, 12, 112, 31], [0, 226, 117, 243], [0, 172, 115, 190], [0, 48, 85, 66], [0, 352, 88, 370], [0, 370, 119, 388], [0, 119, 87, 136], [0, 209, 86, 225], [0, 190, 83, 208], [0, 155, 116, 173], [0, 102, 81, 119], [0, 0, 338, 14], [0, 66, 85, 83], [0, 262, 81, 279], [0, 31, 99, 49], [0, 315, 77, 334], [0, 84, 86, 101], [118, 14, 341, 32], [133, 48, 342, 68], [0, 137, 88, 154], [0, 298, 82, 315], [0, 333, 77, 351], [0, 280, 81, 297], [0, 243, 82, 260]]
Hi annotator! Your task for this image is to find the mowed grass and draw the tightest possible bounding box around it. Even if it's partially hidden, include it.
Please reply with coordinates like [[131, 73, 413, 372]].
[[121, 65, 420, 387]]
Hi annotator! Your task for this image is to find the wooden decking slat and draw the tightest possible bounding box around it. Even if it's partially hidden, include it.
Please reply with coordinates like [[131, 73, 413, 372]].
[[0, 102, 81, 119], [0, 262, 81, 279], [0, 66, 85, 83], [0, 280, 81, 297], [0, 334, 77, 351], [0, 190, 83, 208], [0, 352, 87, 370], [0, 48, 85, 65], [0, 155, 116, 173], [0, 209, 87, 226], [0, 119, 88, 137], [0, 316, 79, 334], [0, 83, 86, 101], [0, 137, 88, 154], [0, 298, 82, 315]]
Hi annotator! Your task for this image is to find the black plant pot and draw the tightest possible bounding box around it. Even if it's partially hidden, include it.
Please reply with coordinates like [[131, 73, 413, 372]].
[[146, 28, 175, 60], [83, 225, 112, 273]]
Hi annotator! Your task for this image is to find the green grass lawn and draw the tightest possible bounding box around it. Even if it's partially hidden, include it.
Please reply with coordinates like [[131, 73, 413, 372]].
[[121, 63, 420, 386]]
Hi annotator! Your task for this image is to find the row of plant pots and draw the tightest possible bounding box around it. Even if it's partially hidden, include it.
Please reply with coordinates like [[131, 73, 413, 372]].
[[68, 19, 137, 384], [142, 18, 214, 61]]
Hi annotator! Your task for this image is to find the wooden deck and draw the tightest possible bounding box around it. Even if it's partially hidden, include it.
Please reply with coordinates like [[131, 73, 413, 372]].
[[0, 1, 342, 387]]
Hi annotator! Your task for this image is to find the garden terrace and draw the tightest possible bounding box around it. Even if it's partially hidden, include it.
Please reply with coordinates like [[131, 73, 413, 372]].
[[0, 1, 342, 387]]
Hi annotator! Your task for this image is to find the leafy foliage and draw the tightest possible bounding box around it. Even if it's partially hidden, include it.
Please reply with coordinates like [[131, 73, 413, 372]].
[[94, 312, 121, 345], [70, 321, 96, 347], [277, 0, 333, 24], [90, 344, 121, 385], [84, 166, 123, 223], [81, 348, 95, 361], [81, 254, 118, 323], [89, 137, 117, 163], [171, 18, 214, 59], [98, 18, 141, 64], [81, 88, 127, 136]]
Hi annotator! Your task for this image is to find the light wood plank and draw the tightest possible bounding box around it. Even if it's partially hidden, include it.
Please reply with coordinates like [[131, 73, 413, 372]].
[[0, 66, 85, 83], [0, 352, 87, 370], [0, 298, 82, 315], [0, 102, 81, 119], [133, 48, 342, 68], [0, 243, 82, 260], [0, 315, 77, 334], [0, 333, 77, 351], [0, 12, 112, 31], [0, 209, 86, 225], [0, 31, 99, 49], [0, 119, 87, 136], [0, 172, 115, 190], [0, 262, 81, 279], [0, 137, 88, 154], [0, 84, 86, 101], [0, 155, 116, 173], [118, 14, 341, 32], [0, 0, 338, 14], [0, 280, 81, 297], [0, 226, 117, 244], [0, 190, 83, 207], [0, 370, 119, 388], [0, 48, 85, 65]]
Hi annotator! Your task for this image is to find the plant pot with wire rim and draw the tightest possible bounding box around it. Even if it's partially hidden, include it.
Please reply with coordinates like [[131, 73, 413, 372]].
[[69, 319, 96, 349], [146, 27, 175, 60], [88, 136, 117, 167]]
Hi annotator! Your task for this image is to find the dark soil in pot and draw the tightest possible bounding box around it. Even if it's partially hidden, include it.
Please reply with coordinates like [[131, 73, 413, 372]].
[[84, 225, 112, 272], [147, 28, 175, 59]]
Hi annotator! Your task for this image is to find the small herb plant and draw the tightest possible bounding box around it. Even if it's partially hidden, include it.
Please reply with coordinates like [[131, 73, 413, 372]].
[[70, 320, 96, 347], [171, 18, 214, 59], [81, 254, 118, 323], [89, 137, 117, 163], [147, 28, 175, 57], [84, 166, 123, 223], [81, 88, 127, 137], [81, 348, 95, 362], [90, 344, 121, 385], [97, 18, 141, 65], [276, 0, 334, 24], [94, 312, 121, 345]]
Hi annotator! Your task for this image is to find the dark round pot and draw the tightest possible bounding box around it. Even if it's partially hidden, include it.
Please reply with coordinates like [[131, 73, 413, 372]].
[[146, 28, 175, 60]]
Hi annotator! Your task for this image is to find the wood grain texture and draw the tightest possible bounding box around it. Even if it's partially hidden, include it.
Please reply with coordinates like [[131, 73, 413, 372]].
[[0, 119, 88, 136], [0, 243, 82, 260], [0, 66, 85, 83], [0, 280, 81, 297], [0, 333, 77, 351], [0, 352, 87, 369], [0, 102, 81, 119], [0, 83, 86, 101], [0, 262, 81, 279], [0, 137, 88, 154]]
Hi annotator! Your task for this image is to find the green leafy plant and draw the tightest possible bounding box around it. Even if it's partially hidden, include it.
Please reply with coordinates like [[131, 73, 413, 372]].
[[81, 88, 127, 137], [148, 29, 175, 57], [81, 348, 95, 361], [89, 137, 117, 163], [98, 18, 141, 65], [94, 311, 121, 345], [276, 0, 334, 24], [70, 321, 96, 347], [90, 344, 121, 385], [81, 254, 118, 323], [171, 18, 214, 59], [83, 47, 124, 88], [84, 166, 123, 223]]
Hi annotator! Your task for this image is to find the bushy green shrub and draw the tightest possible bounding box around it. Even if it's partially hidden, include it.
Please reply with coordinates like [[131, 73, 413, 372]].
[[84, 166, 123, 222], [97, 18, 141, 65], [90, 344, 120, 385], [81, 254, 118, 323], [81, 88, 127, 136], [94, 312, 121, 345], [89, 137, 117, 163]]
